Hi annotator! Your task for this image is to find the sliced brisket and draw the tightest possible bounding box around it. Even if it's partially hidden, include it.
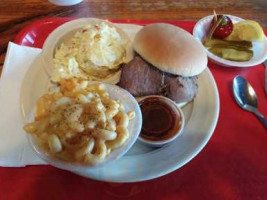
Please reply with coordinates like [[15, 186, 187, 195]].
[[164, 74, 198, 103], [118, 56, 162, 96], [118, 55, 198, 103]]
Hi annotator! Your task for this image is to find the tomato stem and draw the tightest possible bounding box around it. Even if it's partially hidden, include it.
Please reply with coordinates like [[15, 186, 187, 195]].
[[206, 17, 223, 41]]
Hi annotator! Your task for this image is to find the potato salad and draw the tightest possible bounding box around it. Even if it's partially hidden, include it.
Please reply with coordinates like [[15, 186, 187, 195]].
[[52, 22, 128, 82]]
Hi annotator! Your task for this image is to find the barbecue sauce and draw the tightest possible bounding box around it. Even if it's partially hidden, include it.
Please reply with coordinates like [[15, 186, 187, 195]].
[[139, 97, 182, 141]]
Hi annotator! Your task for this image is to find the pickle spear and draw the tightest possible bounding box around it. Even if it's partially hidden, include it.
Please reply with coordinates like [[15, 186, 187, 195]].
[[204, 38, 252, 49], [209, 47, 253, 61]]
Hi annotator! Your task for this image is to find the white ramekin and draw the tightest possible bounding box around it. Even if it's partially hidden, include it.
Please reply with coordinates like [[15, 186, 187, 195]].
[[137, 95, 185, 147]]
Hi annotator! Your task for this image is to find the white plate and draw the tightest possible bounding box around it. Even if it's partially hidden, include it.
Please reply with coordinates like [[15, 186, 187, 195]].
[[20, 23, 220, 182], [193, 15, 267, 67]]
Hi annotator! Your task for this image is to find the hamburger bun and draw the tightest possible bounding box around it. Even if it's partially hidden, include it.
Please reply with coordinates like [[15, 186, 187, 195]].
[[133, 23, 207, 77]]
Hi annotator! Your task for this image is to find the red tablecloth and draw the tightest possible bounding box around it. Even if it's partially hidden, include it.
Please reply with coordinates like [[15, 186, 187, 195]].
[[0, 19, 266, 200]]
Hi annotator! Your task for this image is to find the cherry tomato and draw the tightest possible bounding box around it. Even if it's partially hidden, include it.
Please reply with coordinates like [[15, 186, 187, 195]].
[[210, 15, 233, 39]]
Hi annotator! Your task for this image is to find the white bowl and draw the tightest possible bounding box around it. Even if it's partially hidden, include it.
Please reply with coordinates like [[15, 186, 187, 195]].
[[42, 18, 134, 84], [193, 15, 267, 67], [137, 95, 185, 147], [48, 0, 83, 6], [26, 83, 142, 172]]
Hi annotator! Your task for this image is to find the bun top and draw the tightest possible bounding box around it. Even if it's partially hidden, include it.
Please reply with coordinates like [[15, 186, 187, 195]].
[[133, 23, 207, 77]]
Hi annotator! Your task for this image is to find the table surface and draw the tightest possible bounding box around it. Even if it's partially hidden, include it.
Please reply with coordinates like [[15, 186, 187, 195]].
[[1, 1, 267, 200]]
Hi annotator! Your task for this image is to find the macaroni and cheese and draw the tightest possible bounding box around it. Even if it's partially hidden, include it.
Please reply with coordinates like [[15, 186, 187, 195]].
[[23, 79, 135, 165]]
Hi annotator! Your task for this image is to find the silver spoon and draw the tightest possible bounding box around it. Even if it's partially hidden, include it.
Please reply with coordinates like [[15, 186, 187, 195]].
[[233, 75, 267, 129]]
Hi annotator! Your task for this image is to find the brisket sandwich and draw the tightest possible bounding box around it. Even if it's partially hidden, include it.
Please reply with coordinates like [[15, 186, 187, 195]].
[[118, 23, 207, 104]]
